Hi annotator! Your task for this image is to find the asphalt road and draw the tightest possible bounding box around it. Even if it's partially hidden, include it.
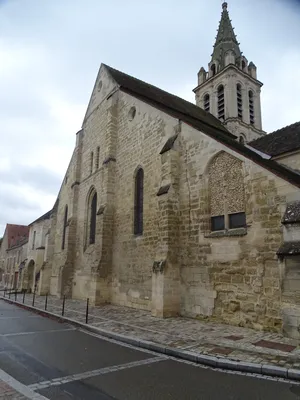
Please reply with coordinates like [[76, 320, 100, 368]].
[[0, 300, 300, 400]]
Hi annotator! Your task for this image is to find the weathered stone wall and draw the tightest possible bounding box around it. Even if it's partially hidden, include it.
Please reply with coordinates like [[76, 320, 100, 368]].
[[178, 122, 300, 332], [274, 152, 300, 172]]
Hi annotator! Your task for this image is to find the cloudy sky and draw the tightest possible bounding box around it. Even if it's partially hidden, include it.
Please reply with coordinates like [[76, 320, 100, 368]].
[[0, 0, 299, 236]]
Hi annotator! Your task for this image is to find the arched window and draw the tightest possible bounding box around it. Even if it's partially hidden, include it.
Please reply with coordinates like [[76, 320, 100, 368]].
[[211, 64, 216, 76], [96, 146, 100, 169], [241, 60, 246, 70], [62, 205, 68, 250], [90, 152, 94, 174], [239, 135, 245, 145], [217, 85, 225, 120], [89, 192, 97, 244], [204, 94, 210, 112], [237, 84, 243, 119], [249, 91, 254, 125], [134, 168, 144, 235]]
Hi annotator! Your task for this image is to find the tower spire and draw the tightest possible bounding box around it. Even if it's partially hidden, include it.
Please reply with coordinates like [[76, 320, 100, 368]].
[[211, 2, 241, 69]]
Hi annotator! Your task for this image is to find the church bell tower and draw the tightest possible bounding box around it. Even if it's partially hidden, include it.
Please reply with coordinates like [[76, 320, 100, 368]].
[[193, 2, 265, 143]]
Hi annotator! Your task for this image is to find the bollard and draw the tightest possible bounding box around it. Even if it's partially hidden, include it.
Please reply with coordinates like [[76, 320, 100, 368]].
[[85, 298, 89, 324], [32, 288, 36, 307], [45, 293, 48, 311], [23, 291, 25, 304], [15, 291, 17, 302], [62, 295, 66, 316]]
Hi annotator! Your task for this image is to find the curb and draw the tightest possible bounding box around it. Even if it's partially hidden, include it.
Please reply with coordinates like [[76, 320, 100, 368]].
[[1, 296, 300, 382]]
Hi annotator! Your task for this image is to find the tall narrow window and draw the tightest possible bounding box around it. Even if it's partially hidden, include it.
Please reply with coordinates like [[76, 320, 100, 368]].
[[96, 146, 100, 169], [204, 94, 210, 112], [90, 152, 94, 174], [89, 192, 97, 244], [237, 84, 243, 119], [249, 90, 254, 125], [217, 85, 225, 120], [211, 64, 216, 76], [62, 205, 68, 250], [134, 168, 144, 235], [32, 231, 36, 250]]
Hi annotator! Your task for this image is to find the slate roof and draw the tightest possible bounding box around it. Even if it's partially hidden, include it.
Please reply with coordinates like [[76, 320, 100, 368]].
[[29, 210, 51, 227], [277, 242, 300, 257], [282, 201, 300, 224], [6, 224, 29, 249], [249, 122, 300, 157], [104, 64, 300, 189]]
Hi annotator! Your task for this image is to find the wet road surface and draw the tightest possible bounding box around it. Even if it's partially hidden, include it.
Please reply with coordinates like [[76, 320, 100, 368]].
[[0, 300, 300, 399]]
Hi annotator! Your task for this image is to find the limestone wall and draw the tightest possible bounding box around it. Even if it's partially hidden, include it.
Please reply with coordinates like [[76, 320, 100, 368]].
[[178, 122, 300, 331]]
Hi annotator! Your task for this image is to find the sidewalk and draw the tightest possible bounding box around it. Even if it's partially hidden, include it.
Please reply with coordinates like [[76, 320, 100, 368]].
[[3, 292, 300, 373], [0, 380, 26, 400]]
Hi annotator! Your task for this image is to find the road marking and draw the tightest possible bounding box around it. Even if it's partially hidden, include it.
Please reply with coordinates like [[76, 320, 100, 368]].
[[1, 327, 75, 337], [0, 367, 49, 399], [28, 356, 165, 391]]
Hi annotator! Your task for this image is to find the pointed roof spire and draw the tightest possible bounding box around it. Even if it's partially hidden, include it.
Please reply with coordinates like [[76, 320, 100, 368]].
[[211, 2, 242, 68]]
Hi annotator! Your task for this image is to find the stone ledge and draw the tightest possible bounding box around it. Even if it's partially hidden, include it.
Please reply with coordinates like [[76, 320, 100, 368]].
[[205, 227, 247, 238]]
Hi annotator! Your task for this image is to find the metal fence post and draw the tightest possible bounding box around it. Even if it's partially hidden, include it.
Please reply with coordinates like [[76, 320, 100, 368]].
[[45, 293, 48, 311], [15, 291, 17, 302], [85, 298, 89, 324], [32, 288, 36, 307], [23, 291, 25, 304], [62, 295, 65, 316]]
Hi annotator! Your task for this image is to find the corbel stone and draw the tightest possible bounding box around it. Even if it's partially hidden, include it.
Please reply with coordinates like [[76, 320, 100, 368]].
[[157, 184, 171, 196], [97, 205, 106, 216]]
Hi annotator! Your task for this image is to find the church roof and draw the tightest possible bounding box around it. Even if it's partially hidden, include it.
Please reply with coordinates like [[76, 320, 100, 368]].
[[211, 2, 242, 67], [29, 210, 52, 226], [249, 122, 300, 157], [104, 64, 300, 189]]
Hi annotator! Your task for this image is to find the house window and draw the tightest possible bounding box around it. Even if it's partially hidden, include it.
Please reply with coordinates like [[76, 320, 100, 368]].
[[217, 85, 225, 121], [209, 152, 246, 232], [62, 205, 68, 250], [32, 231, 36, 250], [90, 152, 94, 174], [134, 168, 144, 235], [237, 84, 243, 119], [89, 192, 97, 244], [96, 146, 100, 169], [204, 94, 210, 112], [249, 90, 254, 124]]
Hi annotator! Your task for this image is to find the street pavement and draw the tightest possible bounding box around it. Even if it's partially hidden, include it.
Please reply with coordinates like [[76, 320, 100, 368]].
[[1, 301, 300, 399], [9, 292, 300, 370]]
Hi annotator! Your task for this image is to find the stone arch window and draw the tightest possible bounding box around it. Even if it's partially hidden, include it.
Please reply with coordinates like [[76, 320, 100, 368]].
[[96, 146, 100, 170], [217, 85, 225, 120], [62, 205, 68, 250], [236, 84, 243, 119], [241, 60, 246, 70], [90, 152, 94, 174], [134, 168, 144, 236], [208, 152, 246, 232], [203, 94, 210, 112], [211, 64, 216, 77], [88, 191, 97, 244], [239, 135, 245, 145], [249, 90, 255, 125]]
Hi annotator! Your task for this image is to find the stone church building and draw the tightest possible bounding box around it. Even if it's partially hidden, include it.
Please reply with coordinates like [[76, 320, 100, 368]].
[[2, 3, 300, 338]]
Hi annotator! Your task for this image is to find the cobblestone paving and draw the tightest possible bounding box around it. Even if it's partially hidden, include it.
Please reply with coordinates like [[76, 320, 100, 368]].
[[0, 380, 27, 399], [4, 292, 300, 370]]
